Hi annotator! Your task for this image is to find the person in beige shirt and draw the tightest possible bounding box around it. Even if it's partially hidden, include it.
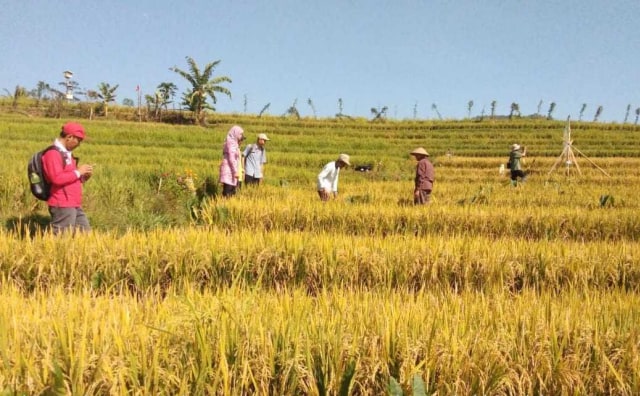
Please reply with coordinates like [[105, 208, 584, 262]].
[[410, 147, 435, 204]]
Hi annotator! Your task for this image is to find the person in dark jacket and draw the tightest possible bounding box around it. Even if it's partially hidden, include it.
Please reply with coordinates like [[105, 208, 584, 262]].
[[410, 147, 435, 205], [508, 143, 527, 186], [42, 122, 94, 234]]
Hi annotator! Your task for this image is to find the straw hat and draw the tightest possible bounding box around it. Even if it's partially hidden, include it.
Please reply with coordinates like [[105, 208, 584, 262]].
[[511, 143, 521, 151], [337, 153, 351, 166], [410, 147, 430, 157]]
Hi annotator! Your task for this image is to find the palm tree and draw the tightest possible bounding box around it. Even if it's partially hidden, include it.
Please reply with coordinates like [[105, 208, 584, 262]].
[[145, 92, 162, 119], [307, 98, 317, 118], [284, 98, 300, 119], [547, 102, 556, 120], [8, 85, 28, 107], [157, 82, 178, 111], [624, 104, 631, 123], [490, 100, 497, 119], [467, 100, 474, 118], [635, 108, 640, 125], [579, 103, 587, 121], [31, 81, 51, 105], [509, 102, 520, 120], [170, 56, 232, 125], [370, 106, 388, 122], [258, 103, 270, 118], [593, 105, 603, 122], [431, 103, 442, 120], [97, 82, 119, 117]]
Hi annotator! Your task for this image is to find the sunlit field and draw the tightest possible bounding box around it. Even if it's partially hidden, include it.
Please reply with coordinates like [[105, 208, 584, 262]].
[[1, 113, 639, 394]]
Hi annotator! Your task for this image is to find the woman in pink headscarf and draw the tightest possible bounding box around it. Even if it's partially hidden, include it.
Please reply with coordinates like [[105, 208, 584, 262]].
[[219, 125, 245, 197]]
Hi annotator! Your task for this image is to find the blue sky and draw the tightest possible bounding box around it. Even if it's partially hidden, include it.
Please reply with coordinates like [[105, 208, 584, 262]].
[[1, 0, 638, 122]]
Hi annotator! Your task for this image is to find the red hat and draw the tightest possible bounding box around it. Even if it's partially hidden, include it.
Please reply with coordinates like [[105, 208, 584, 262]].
[[62, 122, 86, 140]]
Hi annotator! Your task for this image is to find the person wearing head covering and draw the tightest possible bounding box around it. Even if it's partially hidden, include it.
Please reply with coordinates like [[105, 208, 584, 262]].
[[317, 153, 350, 201], [42, 121, 94, 234], [508, 143, 527, 186], [219, 125, 245, 197], [410, 147, 435, 205], [243, 133, 270, 186]]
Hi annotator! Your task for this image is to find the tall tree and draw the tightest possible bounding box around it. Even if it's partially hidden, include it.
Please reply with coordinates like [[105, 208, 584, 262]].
[[431, 103, 442, 120], [7, 85, 28, 107], [635, 107, 640, 125], [307, 98, 317, 118], [97, 82, 119, 117], [537, 100, 543, 116], [579, 103, 587, 121], [284, 98, 300, 119], [258, 103, 270, 118], [490, 100, 497, 119], [170, 56, 232, 125], [509, 102, 520, 120], [593, 105, 603, 122], [157, 82, 177, 111], [31, 81, 51, 105], [467, 100, 474, 118], [145, 92, 162, 119], [547, 102, 556, 120], [624, 104, 631, 123], [370, 106, 388, 122]]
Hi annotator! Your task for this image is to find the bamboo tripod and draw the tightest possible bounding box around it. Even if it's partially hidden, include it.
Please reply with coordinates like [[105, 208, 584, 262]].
[[547, 118, 611, 177]]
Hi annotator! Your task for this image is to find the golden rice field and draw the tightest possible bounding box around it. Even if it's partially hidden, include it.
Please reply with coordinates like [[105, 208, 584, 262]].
[[1, 113, 640, 395]]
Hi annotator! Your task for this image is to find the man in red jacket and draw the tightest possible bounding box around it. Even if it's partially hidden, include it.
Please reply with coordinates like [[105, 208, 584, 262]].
[[42, 122, 94, 234]]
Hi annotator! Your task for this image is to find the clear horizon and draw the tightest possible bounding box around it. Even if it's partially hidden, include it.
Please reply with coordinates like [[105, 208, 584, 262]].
[[1, 0, 638, 122]]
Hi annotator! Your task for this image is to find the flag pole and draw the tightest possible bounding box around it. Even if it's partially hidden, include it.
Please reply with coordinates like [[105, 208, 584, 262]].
[[136, 85, 141, 122]]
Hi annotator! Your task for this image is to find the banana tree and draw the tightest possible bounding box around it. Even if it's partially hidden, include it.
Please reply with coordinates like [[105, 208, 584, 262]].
[[97, 82, 119, 117], [170, 56, 231, 125]]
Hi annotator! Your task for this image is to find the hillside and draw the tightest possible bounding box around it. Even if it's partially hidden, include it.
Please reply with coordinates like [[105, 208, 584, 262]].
[[2, 111, 640, 394]]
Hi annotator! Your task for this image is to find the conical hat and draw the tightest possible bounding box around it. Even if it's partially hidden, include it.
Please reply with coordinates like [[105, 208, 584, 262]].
[[410, 147, 429, 156]]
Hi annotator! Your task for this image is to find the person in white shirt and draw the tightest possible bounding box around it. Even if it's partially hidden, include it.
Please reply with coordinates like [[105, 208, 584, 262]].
[[243, 133, 269, 185], [317, 153, 350, 201]]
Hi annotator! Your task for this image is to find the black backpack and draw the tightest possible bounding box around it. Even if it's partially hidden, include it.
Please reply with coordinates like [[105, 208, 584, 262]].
[[27, 146, 64, 201]]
